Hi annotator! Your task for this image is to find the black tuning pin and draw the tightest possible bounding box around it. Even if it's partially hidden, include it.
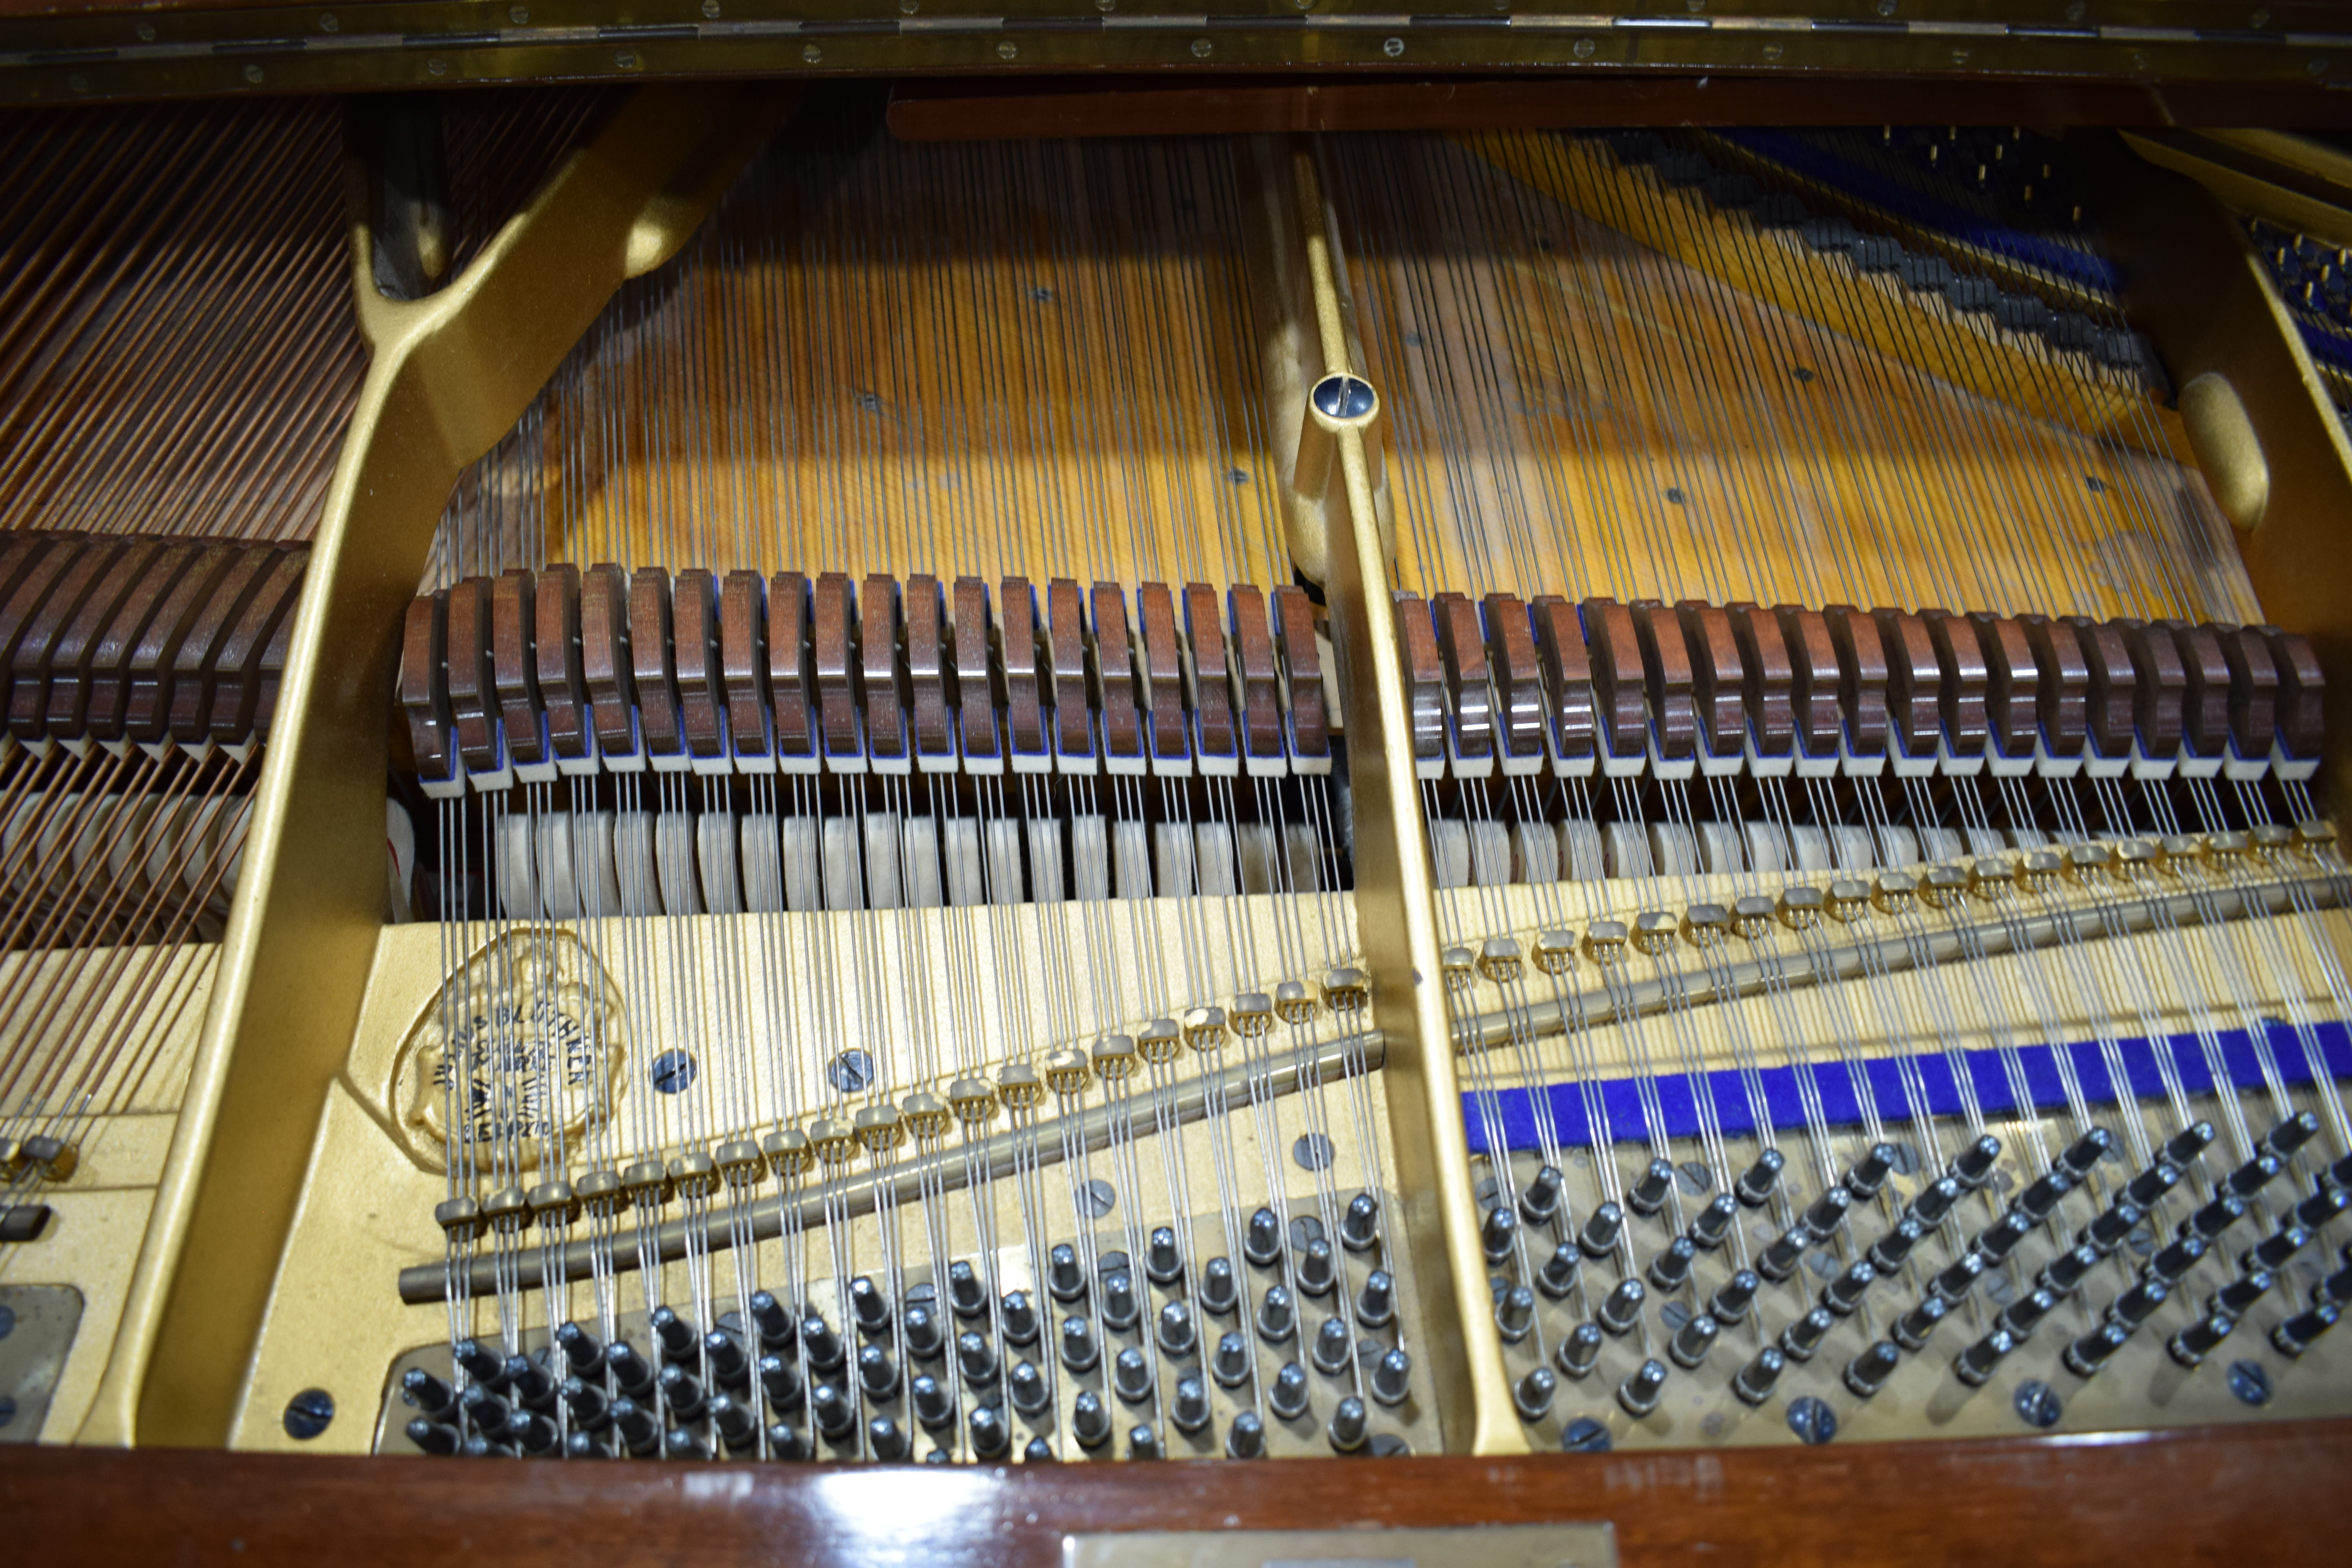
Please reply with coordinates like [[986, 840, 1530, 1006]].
[[2037, 1242, 2101, 1298], [1342, 1193, 1382, 1253], [2263, 1110, 2323, 1162], [1257, 1285, 1297, 1344], [1893, 1295, 1947, 1352], [1227, 1411, 1266, 1459], [2163, 1121, 2218, 1169], [2318, 1262, 2352, 1309], [802, 1312, 846, 1372], [1008, 1360, 1053, 1417], [1520, 1165, 1566, 1227], [2015, 1168, 2074, 1223], [2124, 1160, 2184, 1209], [458, 1386, 512, 1441], [1073, 1390, 1112, 1448], [903, 1304, 944, 1362], [1908, 1176, 1963, 1229], [1843, 1339, 1900, 1398], [1710, 1269, 1760, 1324], [1171, 1374, 1211, 1434], [2058, 1127, 2113, 1178], [1870, 1217, 1928, 1273], [1269, 1361, 1311, 1422], [652, 1305, 700, 1363], [402, 1367, 457, 1421], [867, 1416, 908, 1463], [1802, 1186, 1851, 1242], [2107, 1277, 2169, 1330], [1628, 1158, 1677, 1217], [1690, 1193, 1738, 1250], [610, 1396, 659, 1455], [2244, 1223, 2312, 1275], [1024, 1438, 1056, 1464], [1102, 1271, 1142, 1332], [1371, 1348, 1414, 1407], [1732, 1345, 1786, 1406], [2213, 1269, 2276, 1318], [1822, 1259, 1877, 1316], [1129, 1424, 1160, 1463], [2223, 1154, 2283, 1201], [1846, 1143, 1899, 1201], [1049, 1243, 1088, 1302], [1649, 1237, 1698, 1291], [1481, 1204, 1519, 1264], [2063, 1322, 2130, 1378], [1245, 1207, 1285, 1269], [1780, 1307, 1835, 1363], [947, 1261, 988, 1320], [454, 1339, 508, 1389], [1060, 1316, 1100, 1373], [1736, 1148, 1786, 1208], [2169, 1311, 2238, 1368], [1495, 1284, 1536, 1343], [1513, 1366, 1557, 1422], [2147, 1234, 2207, 1285], [1955, 1327, 2018, 1387], [768, 1420, 811, 1462], [1298, 1237, 1339, 1298], [510, 1408, 559, 1454], [1159, 1301, 1198, 1359], [2273, 1301, 2341, 1357], [2184, 1194, 2247, 1241], [1579, 1202, 1626, 1259], [748, 1292, 797, 1353], [2295, 1185, 2352, 1233], [968, 1406, 1009, 1458], [1212, 1331, 1252, 1388], [856, 1343, 898, 1401], [849, 1276, 892, 1339], [662, 1427, 710, 1464], [1949, 1134, 2003, 1189], [560, 1376, 610, 1432], [1000, 1290, 1042, 1346], [1536, 1241, 1581, 1299], [710, 1394, 758, 1453], [1198, 1258, 1241, 1319], [660, 1363, 708, 1424], [1329, 1396, 1369, 1452], [702, 1330, 750, 1391], [555, 1321, 605, 1376], [2080, 1199, 2144, 1257], [955, 1332, 998, 1388], [406, 1418, 461, 1455], [1557, 1322, 1604, 1379], [1669, 1312, 1720, 1369], [1312, 1316, 1352, 1376], [605, 1341, 658, 1399], [1757, 1225, 1809, 1283], [1597, 1277, 1647, 1335], [1356, 1268, 1397, 1329], [1618, 1357, 1670, 1417], [1146, 1226, 1185, 1285], [1974, 1210, 2035, 1266], [1999, 1287, 2060, 1341], [1930, 1250, 1986, 1306], [758, 1354, 803, 1412]]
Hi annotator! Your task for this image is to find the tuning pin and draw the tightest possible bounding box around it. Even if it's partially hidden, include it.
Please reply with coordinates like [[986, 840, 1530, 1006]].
[[1258, 1285, 1298, 1344], [1537, 1241, 1582, 1299], [1024, 1437, 1056, 1463], [802, 1312, 846, 1372], [1579, 1201, 1626, 1259], [554, 1321, 605, 1377], [2058, 1127, 2113, 1178], [755, 1353, 803, 1412], [955, 1332, 998, 1388], [1102, 1271, 1142, 1332], [1356, 1268, 1397, 1329], [1736, 1222, 1802, 1289], [708, 1393, 758, 1453], [1649, 1237, 1698, 1291], [2223, 1154, 2281, 1201], [2000, 1287, 2061, 1341], [1822, 1259, 1877, 1316], [1371, 1348, 1413, 1407], [2034, 1242, 2098, 1298], [1269, 1361, 1311, 1421], [2329, 1152, 2352, 1192], [2273, 1301, 2341, 1357], [1955, 1327, 2017, 1386], [1060, 1316, 1100, 1373], [1669, 1312, 1720, 1369], [2318, 1262, 2352, 1308], [2107, 1277, 2169, 1330], [2081, 1198, 2143, 1257], [1732, 1345, 1786, 1406], [652, 1305, 701, 1363], [1557, 1321, 1604, 1379], [1071, 1390, 1112, 1449], [1908, 1176, 1963, 1229], [1129, 1425, 1161, 1462], [1342, 1192, 1382, 1253], [1000, 1290, 1041, 1346], [1689, 1193, 1738, 1251], [1312, 1315, 1352, 1376], [1049, 1244, 1087, 1303], [406, 1418, 461, 1456], [813, 1379, 863, 1444], [1158, 1301, 1198, 1359], [2244, 1223, 2312, 1274], [1597, 1276, 1647, 1335], [607, 1396, 658, 1454], [1008, 1361, 1052, 1417], [1514, 1365, 1558, 1421], [1495, 1284, 1536, 1342], [904, 1304, 944, 1362], [662, 1426, 711, 1463], [1113, 1347, 1153, 1405], [2182, 1194, 2247, 1242], [1481, 1204, 1519, 1265], [2146, 1234, 2207, 1286], [851, 1343, 895, 1402], [1949, 1134, 2003, 1189], [1146, 1227, 1185, 1285], [1974, 1211, 2035, 1266], [1628, 1158, 1677, 1217], [403, 1367, 457, 1420], [1212, 1330, 1252, 1388], [1710, 1268, 1761, 1324], [2213, 1269, 2276, 1318], [506, 1353, 559, 1411], [1846, 1143, 1899, 1201], [1893, 1295, 1948, 1352], [1843, 1339, 1901, 1399], [849, 1276, 892, 1339], [2015, 1168, 2074, 1224], [2295, 1185, 2352, 1233], [2263, 1110, 2323, 1161], [1869, 1217, 1928, 1274], [1719, 1149, 1782, 1214], [1800, 1187, 1850, 1243], [1245, 1207, 1285, 1268], [968, 1405, 1009, 1459], [1227, 1411, 1266, 1459], [2064, 1322, 2130, 1378], [1617, 1357, 1670, 1417], [1521, 1166, 1567, 1228], [458, 1385, 513, 1441], [559, 1376, 610, 1433], [1329, 1395, 1370, 1452], [947, 1261, 988, 1320], [1780, 1307, 1835, 1363], [1172, 1373, 1211, 1433], [911, 1373, 954, 1431], [454, 1339, 508, 1389], [605, 1341, 657, 1399], [2169, 1310, 2238, 1367], [2163, 1121, 2217, 1169], [1201, 1258, 1241, 1317]]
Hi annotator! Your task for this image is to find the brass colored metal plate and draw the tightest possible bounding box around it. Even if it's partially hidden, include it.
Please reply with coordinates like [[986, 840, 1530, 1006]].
[[1064, 1523, 1616, 1568]]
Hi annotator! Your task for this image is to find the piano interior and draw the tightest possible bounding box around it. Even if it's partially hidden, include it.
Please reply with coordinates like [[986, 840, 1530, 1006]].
[[4, 82, 2352, 1486]]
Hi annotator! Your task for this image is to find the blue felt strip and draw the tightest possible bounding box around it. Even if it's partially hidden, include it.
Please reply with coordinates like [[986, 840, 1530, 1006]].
[[1463, 1022, 2352, 1154]]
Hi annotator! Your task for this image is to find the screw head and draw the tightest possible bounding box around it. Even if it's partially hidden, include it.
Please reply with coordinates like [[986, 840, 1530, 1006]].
[[283, 1388, 336, 1441], [1383, 35, 1405, 57]]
